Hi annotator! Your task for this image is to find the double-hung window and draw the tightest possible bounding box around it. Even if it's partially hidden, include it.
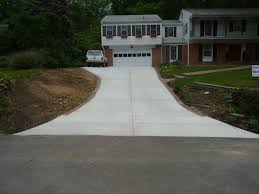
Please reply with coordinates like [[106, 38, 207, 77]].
[[106, 26, 113, 38], [151, 25, 157, 37], [121, 26, 127, 38], [136, 25, 142, 37], [165, 27, 177, 37], [204, 21, 213, 36]]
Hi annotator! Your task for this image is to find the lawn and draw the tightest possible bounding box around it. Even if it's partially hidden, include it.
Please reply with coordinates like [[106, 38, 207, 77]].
[[159, 64, 240, 78], [0, 68, 41, 79], [170, 69, 259, 91]]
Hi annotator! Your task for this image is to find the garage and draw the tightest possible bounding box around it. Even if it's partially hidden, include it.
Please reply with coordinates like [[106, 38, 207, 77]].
[[113, 49, 152, 66]]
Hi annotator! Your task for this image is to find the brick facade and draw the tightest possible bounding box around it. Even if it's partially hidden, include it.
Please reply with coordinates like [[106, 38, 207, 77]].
[[104, 46, 113, 66], [162, 45, 170, 63], [152, 46, 162, 66]]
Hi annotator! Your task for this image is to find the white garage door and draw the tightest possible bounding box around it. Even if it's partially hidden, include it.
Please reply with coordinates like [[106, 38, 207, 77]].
[[113, 49, 152, 66]]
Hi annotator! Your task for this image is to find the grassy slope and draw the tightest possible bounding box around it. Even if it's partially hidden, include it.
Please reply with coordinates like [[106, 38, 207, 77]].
[[0, 68, 41, 79], [159, 64, 240, 78], [170, 69, 259, 90]]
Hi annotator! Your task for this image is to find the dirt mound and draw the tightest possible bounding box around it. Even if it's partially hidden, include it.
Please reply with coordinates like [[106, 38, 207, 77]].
[[5, 68, 99, 133]]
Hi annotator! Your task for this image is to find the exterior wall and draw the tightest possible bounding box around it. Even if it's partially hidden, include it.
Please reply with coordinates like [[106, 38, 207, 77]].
[[189, 44, 200, 65], [191, 18, 258, 38], [104, 46, 113, 66], [182, 45, 188, 65], [101, 23, 162, 46], [246, 44, 259, 63], [162, 45, 170, 63], [152, 46, 162, 66], [179, 10, 192, 40], [215, 44, 227, 64]]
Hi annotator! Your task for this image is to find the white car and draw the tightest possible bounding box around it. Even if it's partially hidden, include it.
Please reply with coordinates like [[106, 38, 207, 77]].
[[86, 50, 107, 67]]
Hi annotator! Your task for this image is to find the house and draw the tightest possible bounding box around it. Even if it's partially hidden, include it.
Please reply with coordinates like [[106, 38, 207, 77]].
[[101, 9, 259, 66]]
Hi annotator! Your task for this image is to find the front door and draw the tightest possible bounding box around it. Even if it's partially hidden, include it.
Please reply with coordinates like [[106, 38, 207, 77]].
[[170, 46, 178, 62]]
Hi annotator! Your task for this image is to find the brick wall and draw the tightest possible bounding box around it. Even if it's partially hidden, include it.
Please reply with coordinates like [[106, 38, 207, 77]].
[[189, 44, 200, 65], [162, 45, 170, 63], [182, 45, 188, 65], [152, 46, 162, 66], [104, 46, 113, 66], [215, 44, 227, 64]]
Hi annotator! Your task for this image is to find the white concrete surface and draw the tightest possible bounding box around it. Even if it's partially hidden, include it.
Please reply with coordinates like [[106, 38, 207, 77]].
[[17, 67, 259, 138]]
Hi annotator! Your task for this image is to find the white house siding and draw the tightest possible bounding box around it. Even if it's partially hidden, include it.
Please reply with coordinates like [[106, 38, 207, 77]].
[[101, 23, 162, 46]]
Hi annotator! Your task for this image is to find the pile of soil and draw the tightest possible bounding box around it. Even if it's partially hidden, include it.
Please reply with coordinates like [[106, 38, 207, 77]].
[[176, 84, 259, 133], [3, 68, 99, 134]]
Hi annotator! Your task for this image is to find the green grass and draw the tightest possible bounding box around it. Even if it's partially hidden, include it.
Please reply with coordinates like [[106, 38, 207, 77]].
[[159, 64, 241, 78], [0, 68, 41, 79], [170, 69, 259, 91]]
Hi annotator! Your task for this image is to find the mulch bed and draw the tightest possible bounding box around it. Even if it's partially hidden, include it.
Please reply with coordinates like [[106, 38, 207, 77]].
[[2, 68, 99, 134]]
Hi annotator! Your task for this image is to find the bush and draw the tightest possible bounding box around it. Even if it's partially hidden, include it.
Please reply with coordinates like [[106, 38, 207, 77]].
[[8, 50, 44, 69], [0, 56, 8, 68], [160, 60, 183, 67]]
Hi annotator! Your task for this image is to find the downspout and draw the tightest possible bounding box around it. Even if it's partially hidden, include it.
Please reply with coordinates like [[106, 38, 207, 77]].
[[187, 41, 190, 66]]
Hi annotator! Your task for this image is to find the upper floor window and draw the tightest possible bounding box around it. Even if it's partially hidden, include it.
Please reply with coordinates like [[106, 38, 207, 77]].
[[147, 25, 150, 35], [165, 26, 176, 37], [151, 25, 157, 36], [136, 25, 142, 37], [103, 26, 115, 37], [142, 25, 146, 35], [127, 25, 131, 36], [200, 20, 217, 37], [121, 26, 127, 37], [157, 25, 160, 35], [229, 21, 242, 32]]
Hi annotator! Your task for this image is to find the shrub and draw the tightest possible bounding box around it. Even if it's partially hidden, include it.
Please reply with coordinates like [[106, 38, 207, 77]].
[[0, 56, 8, 68], [8, 50, 44, 69]]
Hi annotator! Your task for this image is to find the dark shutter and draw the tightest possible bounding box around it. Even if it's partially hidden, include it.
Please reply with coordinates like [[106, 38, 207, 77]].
[[242, 20, 246, 33], [199, 45, 203, 62], [200, 20, 204, 36], [117, 26, 121, 36], [127, 25, 131, 36], [165, 27, 168, 37], [174, 27, 177, 37], [113, 26, 116, 36], [213, 44, 217, 62], [103, 26, 106, 36], [132, 25, 135, 36], [229, 22, 233, 32], [213, 21, 218, 36], [157, 25, 160, 35], [178, 45, 182, 60]]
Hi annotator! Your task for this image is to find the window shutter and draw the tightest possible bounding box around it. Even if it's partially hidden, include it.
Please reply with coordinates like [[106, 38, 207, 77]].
[[229, 22, 233, 32], [199, 45, 203, 62], [157, 25, 160, 35], [213, 21, 217, 36], [113, 26, 116, 36], [174, 27, 177, 37], [117, 26, 121, 36], [213, 44, 217, 62], [242, 20, 246, 33], [132, 25, 135, 36], [165, 27, 168, 37], [200, 21, 204, 36], [178, 45, 182, 60], [103, 26, 106, 36]]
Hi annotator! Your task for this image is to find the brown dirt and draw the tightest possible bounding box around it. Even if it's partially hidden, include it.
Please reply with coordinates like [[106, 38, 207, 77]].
[[4, 68, 99, 134], [176, 84, 259, 134]]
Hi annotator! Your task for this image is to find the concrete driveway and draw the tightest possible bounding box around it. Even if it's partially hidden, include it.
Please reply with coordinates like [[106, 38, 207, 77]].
[[17, 67, 259, 138]]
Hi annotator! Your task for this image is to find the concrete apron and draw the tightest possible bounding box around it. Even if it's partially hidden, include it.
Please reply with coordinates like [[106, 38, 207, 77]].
[[16, 67, 259, 138]]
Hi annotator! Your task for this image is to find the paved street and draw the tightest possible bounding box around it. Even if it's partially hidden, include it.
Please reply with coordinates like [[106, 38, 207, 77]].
[[17, 67, 259, 138], [0, 136, 259, 194]]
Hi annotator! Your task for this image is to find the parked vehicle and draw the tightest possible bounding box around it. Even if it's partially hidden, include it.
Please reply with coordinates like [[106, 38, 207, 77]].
[[86, 50, 107, 67]]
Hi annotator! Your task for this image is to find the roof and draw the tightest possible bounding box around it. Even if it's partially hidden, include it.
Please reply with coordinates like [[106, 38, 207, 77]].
[[183, 9, 259, 17], [162, 20, 182, 26], [101, 15, 162, 24]]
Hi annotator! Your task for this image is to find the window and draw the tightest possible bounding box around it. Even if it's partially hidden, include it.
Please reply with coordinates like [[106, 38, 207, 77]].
[[117, 26, 121, 36], [151, 25, 157, 35], [157, 25, 160, 35], [121, 26, 127, 36], [204, 21, 212, 36], [136, 25, 142, 37], [142, 53, 147, 57], [142, 25, 146, 35], [132, 25, 136, 36], [114, 54, 118, 57], [128, 53, 132, 57], [107, 26, 113, 36], [229, 21, 241, 32], [147, 53, 151, 57], [133, 53, 136, 57], [137, 53, 141, 57], [184, 23, 188, 35], [170, 46, 178, 62], [123, 54, 127, 57], [127, 25, 131, 36], [147, 25, 150, 35], [242, 20, 246, 33], [203, 45, 212, 57], [165, 27, 177, 37], [103, 26, 106, 36], [119, 54, 122, 57]]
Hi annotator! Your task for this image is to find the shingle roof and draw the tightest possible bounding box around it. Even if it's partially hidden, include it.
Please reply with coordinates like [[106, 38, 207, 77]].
[[101, 15, 162, 24], [184, 9, 259, 17]]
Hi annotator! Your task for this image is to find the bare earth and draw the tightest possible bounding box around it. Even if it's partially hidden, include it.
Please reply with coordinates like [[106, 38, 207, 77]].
[[5, 68, 99, 133]]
